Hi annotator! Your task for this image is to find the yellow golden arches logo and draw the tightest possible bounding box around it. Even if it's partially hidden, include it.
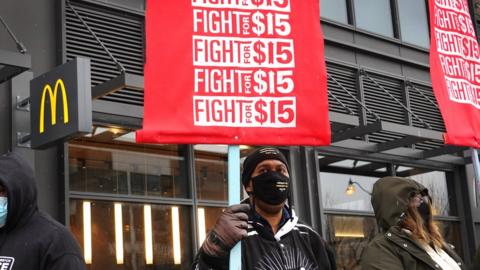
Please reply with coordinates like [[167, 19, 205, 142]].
[[39, 79, 69, 134]]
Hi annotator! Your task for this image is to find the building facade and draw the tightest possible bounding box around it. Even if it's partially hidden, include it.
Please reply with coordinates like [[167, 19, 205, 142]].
[[1, 0, 480, 269]]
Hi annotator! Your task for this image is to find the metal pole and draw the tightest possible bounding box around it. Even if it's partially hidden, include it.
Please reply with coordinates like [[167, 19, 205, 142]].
[[228, 145, 241, 269], [471, 148, 480, 207]]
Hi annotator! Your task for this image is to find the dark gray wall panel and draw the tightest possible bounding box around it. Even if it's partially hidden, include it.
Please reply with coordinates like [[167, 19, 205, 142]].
[[356, 53, 402, 75], [354, 34, 400, 56], [322, 24, 355, 43], [400, 46, 429, 65], [324, 44, 356, 64], [1, 0, 62, 221], [0, 82, 10, 154], [402, 65, 431, 82]]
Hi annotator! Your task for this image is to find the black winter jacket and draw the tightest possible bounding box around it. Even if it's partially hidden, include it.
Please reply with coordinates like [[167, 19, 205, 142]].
[[193, 206, 336, 270], [0, 153, 86, 270]]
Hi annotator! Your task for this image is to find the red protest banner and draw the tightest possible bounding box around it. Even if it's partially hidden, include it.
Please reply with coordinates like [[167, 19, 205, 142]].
[[429, 0, 480, 147], [136, 0, 331, 146]]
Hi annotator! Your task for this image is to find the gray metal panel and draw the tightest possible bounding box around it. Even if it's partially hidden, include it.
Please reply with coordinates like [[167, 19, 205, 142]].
[[399, 46, 429, 64], [326, 63, 359, 115], [356, 53, 403, 76], [65, 0, 144, 106], [354, 33, 400, 56], [402, 65, 431, 84]]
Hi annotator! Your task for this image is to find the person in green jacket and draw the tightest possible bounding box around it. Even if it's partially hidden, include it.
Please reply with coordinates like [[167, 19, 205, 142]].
[[361, 176, 465, 270]]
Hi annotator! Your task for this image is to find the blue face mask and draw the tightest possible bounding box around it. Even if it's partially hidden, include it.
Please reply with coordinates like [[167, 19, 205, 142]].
[[0, 197, 7, 228]]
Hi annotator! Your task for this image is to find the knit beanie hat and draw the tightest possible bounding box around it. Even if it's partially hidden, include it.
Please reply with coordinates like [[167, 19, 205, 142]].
[[241, 147, 289, 187]]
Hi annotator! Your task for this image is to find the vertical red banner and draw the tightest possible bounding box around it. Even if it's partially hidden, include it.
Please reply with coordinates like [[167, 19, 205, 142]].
[[137, 0, 331, 146], [429, 0, 480, 147]]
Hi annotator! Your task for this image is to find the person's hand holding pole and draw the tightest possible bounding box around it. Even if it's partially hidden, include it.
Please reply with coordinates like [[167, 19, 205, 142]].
[[201, 203, 250, 257]]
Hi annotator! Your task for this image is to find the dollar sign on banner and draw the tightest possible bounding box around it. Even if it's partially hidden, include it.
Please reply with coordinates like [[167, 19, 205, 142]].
[[252, 11, 265, 36], [253, 41, 266, 65], [255, 100, 268, 125], [253, 70, 268, 95]]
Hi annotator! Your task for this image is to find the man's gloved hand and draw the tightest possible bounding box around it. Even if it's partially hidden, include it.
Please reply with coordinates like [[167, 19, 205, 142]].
[[201, 203, 250, 258]]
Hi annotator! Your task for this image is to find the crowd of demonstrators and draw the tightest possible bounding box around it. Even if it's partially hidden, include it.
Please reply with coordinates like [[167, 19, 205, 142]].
[[361, 176, 465, 270], [192, 147, 336, 269], [0, 153, 86, 270]]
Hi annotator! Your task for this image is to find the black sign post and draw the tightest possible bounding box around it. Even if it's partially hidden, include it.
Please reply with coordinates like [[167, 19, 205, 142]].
[[30, 57, 92, 149]]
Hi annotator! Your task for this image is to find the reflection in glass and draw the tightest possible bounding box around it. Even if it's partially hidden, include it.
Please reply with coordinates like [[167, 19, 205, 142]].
[[197, 208, 207, 248], [195, 145, 228, 201], [398, 0, 429, 48], [114, 203, 124, 264], [83, 201, 92, 264], [70, 200, 193, 269], [69, 144, 189, 198], [144, 205, 153, 265], [354, 0, 394, 37], [171, 207, 181, 265], [327, 215, 378, 270], [321, 172, 376, 211], [408, 171, 450, 216], [197, 207, 224, 247], [321, 0, 348, 23], [437, 221, 464, 260]]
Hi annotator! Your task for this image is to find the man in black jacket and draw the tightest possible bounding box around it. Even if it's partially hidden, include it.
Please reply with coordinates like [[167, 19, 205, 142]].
[[193, 147, 336, 269], [0, 152, 86, 270]]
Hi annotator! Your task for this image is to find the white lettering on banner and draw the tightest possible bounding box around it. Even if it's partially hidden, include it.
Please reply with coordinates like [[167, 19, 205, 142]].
[[193, 96, 296, 127], [194, 68, 294, 94], [191, 0, 296, 127], [193, 9, 291, 36], [191, 0, 291, 12], [0, 257, 14, 270], [193, 36, 295, 68], [433, 0, 480, 109], [434, 0, 470, 14]]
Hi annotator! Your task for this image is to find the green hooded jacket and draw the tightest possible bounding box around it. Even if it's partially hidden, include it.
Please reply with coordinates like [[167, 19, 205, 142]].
[[361, 176, 465, 270]]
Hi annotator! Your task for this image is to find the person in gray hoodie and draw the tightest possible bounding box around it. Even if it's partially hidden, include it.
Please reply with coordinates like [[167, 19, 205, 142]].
[[0, 152, 86, 270]]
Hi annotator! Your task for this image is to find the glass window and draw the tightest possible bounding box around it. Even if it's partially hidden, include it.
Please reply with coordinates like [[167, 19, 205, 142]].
[[407, 171, 450, 216], [196, 207, 224, 247], [437, 221, 464, 259], [354, 0, 394, 37], [194, 145, 228, 202], [326, 215, 379, 270], [70, 200, 193, 269], [398, 0, 429, 48], [69, 142, 189, 199], [321, 172, 376, 212], [321, 0, 348, 24]]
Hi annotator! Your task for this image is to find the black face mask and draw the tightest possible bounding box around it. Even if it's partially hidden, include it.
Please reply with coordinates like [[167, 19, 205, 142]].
[[251, 171, 289, 205], [417, 201, 431, 225]]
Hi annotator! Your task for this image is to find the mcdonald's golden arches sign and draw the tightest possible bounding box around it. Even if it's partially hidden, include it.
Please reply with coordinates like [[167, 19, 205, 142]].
[[30, 58, 92, 149]]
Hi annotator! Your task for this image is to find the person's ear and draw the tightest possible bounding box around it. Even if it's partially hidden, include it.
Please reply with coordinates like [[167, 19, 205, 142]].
[[245, 179, 253, 193]]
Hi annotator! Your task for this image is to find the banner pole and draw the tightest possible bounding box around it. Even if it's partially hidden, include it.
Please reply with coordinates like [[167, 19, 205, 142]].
[[228, 145, 241, 269], [471, 148, 480, 207]]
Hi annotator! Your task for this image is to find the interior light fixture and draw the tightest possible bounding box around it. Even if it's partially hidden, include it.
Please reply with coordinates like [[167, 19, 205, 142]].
[[345, 178, 372, 196], [144, 205, 153, 265], [345, 179, 356, 195], [197, 208, 206, 248], [83, 201, 92, 264], [114, 203, 124, 264], [334, 232, 365, 238], [172, 207, 182, 265]]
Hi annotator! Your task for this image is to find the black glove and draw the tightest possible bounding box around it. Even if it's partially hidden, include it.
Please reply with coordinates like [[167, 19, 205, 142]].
[[201, 203, 250, 257]]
